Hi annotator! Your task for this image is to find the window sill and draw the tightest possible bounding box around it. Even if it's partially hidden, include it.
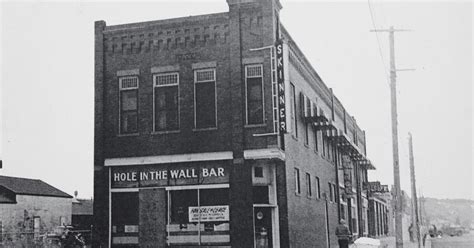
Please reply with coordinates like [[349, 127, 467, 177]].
[[292, 135, 298, 141], [193, 127, 217, 132], [244, 123, 267, 128], [117, 133, 139, 137], [152, 130, 180, 135], [295, 192, 301, 196], [304, 143, 309, 148]]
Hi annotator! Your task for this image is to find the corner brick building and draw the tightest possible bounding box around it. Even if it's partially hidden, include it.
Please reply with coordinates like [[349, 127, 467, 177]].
[[94, 0, 376, 247]]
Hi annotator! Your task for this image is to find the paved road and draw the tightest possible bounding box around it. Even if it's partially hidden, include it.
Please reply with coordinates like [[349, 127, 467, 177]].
[[431, 231, 474, 248]]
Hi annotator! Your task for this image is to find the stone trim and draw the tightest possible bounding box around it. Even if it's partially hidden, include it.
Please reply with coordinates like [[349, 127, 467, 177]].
[[116, 69, 139, 77], [242, 57, 264, 64], [151, 65, 180, 74], [104, 151, 233, 166], [192, 61, 217, 69]]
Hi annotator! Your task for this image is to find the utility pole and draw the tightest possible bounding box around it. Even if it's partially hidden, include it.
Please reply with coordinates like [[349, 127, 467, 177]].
[[371, 26, 413, 248], [409, 133, 421, 248]]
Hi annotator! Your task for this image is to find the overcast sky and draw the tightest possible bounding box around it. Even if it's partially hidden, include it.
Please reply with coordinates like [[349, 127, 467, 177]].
[[1, 0, 472, 200]]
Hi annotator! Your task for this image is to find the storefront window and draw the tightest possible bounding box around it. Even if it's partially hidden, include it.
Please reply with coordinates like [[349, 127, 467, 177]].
[[169, 190, 198, 225], [112, 192, 139, 247], [351, 205, 358, 235], [167, 188, 230, 246]]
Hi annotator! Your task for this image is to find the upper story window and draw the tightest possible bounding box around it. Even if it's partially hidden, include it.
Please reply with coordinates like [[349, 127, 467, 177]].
[[245, 64, 264, 125], [119, 76, 139, 134], [301, 93, 309, 146], [194, 68, 217, 129], [328, 182, 334, 202], [294, 167, 301, 195], [315, 176, 321, 199], [154, 72, 179, 132], [290, 83, 297, 137], [306, 172, 312, 197], [353, 130, 359, 146]]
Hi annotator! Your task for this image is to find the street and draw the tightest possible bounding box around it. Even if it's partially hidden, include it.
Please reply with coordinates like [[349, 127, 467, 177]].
[[431, 231, 474, 248]]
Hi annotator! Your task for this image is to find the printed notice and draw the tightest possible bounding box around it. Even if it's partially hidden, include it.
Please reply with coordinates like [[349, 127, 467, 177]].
[[188, 205, 229, 222]]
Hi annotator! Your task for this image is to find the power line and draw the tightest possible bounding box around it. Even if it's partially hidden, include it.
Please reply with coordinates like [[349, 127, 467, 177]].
[[367, 0, 390, 86]]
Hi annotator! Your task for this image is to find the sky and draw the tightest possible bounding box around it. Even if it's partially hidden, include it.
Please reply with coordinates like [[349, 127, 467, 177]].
[[0, 0, 472, 200]]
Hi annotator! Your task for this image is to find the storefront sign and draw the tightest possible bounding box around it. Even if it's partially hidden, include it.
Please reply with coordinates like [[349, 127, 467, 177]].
[[188, 205, 229, 222], [368, 181, 389, 193], [275, 39, 287, 133], [111, 163, 229, 188], [342, 155, 354, 196]]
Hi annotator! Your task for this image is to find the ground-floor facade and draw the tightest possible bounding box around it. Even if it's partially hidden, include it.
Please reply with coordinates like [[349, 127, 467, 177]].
[[99, 149, 347, 248], [368, 196, 389, 237]]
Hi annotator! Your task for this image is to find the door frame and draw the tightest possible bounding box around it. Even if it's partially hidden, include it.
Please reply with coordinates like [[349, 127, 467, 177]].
[[253, 204, 280, 248]]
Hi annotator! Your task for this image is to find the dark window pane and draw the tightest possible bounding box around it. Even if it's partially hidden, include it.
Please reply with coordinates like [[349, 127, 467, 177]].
[[155, 86, 179, 131], [254, 167, 263, 178], [316, 177, 320, 198], [112, 192, 139, 234], [195, 82, 216, 128], [314, 129, 319, 151], [200, 188, 229, 206], [291, 83, 297, 137], [247, 77, 263, 124], [170, 190, 198, 224], [304, 123, 309, 145], [306, 173, 312, 196], [120, 90, 138, 134], [121, 90, 137, 111], [121, 111, 137, 133], [295, 168, 300, 194]]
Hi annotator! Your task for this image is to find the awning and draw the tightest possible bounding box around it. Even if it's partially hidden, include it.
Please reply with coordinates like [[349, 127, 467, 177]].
[[328, 129, 376, 170]]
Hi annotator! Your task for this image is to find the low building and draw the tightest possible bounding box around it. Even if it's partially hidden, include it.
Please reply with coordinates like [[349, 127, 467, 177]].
[[0, 175, 72, 246], [72, 195, 94, 231], [366, 181, 391, 237]]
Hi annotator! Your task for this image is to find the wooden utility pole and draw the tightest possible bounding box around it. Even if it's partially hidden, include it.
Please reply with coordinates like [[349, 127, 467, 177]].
[[371, 26, 413, 248], [409, 133, 421, 248]]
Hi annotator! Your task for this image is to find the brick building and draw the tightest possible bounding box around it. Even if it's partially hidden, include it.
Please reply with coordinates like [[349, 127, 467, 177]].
[[367, 182, 390, 237], [94, 0, 376, 247], [0, 175, 72, 246]]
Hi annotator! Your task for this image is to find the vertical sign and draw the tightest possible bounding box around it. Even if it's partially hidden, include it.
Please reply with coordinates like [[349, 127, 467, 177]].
[[342, 155, 353, 196], [275, 39, 286, 134]]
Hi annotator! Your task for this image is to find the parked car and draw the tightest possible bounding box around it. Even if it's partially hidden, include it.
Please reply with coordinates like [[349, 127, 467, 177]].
[[441, 225, 464, 237], [45, 225, 86, 247]]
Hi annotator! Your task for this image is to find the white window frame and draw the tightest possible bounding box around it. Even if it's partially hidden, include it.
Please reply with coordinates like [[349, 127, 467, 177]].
[[193, 68, 217, 129], [118, 76, 139, 135], [244, 64, 265, 125], [152, 72, 180, 132]]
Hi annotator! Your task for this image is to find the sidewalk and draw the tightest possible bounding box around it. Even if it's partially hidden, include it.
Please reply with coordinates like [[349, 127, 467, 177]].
[[377, 236, 432, 248]]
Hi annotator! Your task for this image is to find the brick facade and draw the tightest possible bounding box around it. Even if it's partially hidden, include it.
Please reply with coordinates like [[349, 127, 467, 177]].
[[94, 0, 375, 247]]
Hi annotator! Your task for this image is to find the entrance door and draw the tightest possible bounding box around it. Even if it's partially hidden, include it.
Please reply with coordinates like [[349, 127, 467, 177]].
[[254, 207, 273, 248]]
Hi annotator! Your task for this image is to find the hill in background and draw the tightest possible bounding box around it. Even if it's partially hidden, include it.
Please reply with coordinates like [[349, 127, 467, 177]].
[[420, 197, 474, 228]]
